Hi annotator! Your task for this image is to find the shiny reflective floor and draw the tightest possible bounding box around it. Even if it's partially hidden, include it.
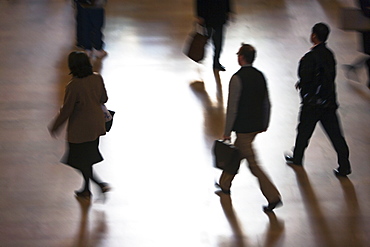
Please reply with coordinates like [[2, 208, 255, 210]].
[[0, 0, 369, 246]]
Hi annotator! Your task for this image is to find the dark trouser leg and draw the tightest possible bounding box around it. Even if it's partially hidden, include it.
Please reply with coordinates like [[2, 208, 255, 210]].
[[366, 58, 370, 87], [362, 31, 370, 55], [78, 166, 91, 192], [78, 165, 103, 191], [75, 3, 83, 47], [88, 7, 105, 50], [76, 3, 90, 49], [293, 106, 320, 165], [219, 171, 235, 193], [235, 132, 281, 203], [320, 109, 351, 172], [211, 25, 224, 67], [90, 168, 103, 185]]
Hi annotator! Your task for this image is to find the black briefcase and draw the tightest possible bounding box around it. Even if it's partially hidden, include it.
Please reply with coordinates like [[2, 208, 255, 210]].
[[213, 140, 241, 175]]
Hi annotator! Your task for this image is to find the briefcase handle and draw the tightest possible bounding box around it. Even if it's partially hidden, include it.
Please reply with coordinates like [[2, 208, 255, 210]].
[[222, 139, 231, 144], [194, 22, 208, 36]]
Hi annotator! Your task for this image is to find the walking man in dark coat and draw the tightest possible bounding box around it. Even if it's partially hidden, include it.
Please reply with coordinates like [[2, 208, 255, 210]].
[[217, 44, 282, 212], [285, 23, 352, 177]]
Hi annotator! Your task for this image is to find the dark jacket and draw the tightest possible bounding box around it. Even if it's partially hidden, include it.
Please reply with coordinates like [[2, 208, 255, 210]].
[[196, 0, 232, 27], [297, 43, 338, 109], [233, 67, 270, 133]]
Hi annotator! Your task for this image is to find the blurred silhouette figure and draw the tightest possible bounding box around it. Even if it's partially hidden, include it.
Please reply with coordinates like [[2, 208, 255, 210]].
[[49, 51, 111, 200], [216, 44, 282, 212], [343, 0, 370, 89], [287, 164, 336, 247], [217, 185, 284, 247], [262, 211, 285, 247], [74, 0, 108, 59], [336, 177, 366, 246], [190, 79, 224, 149], [219, 195, 241, 232], [196, 0, 233, 71], [285, 23, 352, 177], [74, 197, 108, 246], [74, 196, 91, 246]]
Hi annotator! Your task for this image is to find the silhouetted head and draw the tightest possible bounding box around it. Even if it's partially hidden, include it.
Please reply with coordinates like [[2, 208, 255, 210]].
[[68, 51, 93, 78], [311, 22, 330, 44], [237, 43, 256, 65]]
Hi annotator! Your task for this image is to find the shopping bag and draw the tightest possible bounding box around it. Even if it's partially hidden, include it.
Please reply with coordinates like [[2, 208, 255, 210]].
[[184, 25, 208, 62], [105, 110, 115, 132], [213, 140, 241, 175]]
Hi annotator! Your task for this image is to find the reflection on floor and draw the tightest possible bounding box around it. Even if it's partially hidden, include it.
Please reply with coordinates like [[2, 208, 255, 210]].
[[0, 0, 369, 246]]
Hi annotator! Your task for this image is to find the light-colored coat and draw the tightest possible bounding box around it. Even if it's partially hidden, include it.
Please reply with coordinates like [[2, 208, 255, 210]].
[[50, 73, 108, 143]]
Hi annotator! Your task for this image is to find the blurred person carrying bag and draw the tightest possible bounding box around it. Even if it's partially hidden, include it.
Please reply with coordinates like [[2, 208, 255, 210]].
[[184, 24, 209, 63]]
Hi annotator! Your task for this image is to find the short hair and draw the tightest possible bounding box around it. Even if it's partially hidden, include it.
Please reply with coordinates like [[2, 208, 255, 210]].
[[237, 44, 256, 64], [312, 22, 330, 42], [68, 51, 93, 78]]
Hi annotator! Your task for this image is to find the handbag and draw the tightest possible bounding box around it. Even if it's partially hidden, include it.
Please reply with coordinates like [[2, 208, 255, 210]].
[[184, 24, 209, 62], [101, 104, 115, 132], [213, 140, 241, 175]]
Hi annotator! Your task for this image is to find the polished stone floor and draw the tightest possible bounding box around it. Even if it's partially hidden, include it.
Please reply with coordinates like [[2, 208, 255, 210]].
[[0, 0, 369, 246]]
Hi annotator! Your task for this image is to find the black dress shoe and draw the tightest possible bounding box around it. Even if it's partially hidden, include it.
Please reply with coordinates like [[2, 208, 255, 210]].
[[75, 190, 92, 199], [333, 168, 352, 177], [284, 155, 302, 166], [263, 199, 283, 212], [98, 182, 112, 193], [213, 64, 226, 71]]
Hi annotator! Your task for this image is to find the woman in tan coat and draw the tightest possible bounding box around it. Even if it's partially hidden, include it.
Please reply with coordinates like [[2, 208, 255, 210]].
[[49, 51, 110, 200]]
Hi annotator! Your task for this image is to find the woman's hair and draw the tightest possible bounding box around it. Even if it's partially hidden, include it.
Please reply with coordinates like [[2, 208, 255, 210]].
[[68, 51, 93, 78]]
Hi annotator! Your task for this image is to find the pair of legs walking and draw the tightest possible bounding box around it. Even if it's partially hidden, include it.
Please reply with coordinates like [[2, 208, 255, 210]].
[[75, 165, 110, 198], [75, 3, 107, 58], [205, 25, 225, 70], [78, 165, 102, 191], [218, 132, 281, 210], [291, 106, 351, 174]]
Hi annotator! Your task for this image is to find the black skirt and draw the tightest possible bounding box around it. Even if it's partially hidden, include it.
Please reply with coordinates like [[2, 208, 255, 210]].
[[61, 138, 103, 169]]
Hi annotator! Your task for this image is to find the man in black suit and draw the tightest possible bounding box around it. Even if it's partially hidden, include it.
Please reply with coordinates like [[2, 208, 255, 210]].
[[285, 23, 352, 177], [196, 0, 233, 71], [217, 44, 282, 212]]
